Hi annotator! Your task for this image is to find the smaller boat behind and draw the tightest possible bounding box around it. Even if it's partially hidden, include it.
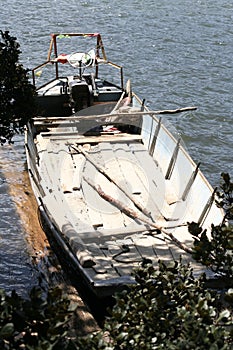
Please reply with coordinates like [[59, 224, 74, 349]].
[[25, 33, 224, 297]]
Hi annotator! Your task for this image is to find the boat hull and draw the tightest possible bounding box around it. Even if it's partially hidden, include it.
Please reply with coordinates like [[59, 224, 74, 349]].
[[25, 32, 224, 297], [25, 97, 224, 297]]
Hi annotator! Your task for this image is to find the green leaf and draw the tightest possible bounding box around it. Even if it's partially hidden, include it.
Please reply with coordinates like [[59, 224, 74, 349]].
[[216, 309, 230, 323], [188, 222, 202, 236], [0, 323, 14, 338]]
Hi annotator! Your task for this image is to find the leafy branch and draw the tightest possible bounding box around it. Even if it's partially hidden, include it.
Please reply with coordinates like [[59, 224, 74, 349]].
[[0, 286, 77, 349], [0, 30, 37, 144], [79, 260, 233, 349], [189, 173, 233, 279]]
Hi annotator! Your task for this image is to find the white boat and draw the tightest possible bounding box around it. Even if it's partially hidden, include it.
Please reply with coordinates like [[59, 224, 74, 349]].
[[25, 33, 224, 297]]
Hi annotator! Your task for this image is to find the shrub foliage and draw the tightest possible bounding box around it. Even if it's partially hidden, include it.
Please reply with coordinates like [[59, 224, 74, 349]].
[[189, 173, 233, 279], [0, 30, 36, 144], [0, 262, 232, 349], [0, 286, 77, 350], [80, 260, 233, 350]]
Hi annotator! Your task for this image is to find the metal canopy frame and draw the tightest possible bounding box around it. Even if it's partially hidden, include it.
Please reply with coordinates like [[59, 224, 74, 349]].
[[31, 32, 124, 89]]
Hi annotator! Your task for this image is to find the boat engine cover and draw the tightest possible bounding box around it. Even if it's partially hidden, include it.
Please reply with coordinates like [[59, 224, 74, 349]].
[[69, 78, 91, 112]]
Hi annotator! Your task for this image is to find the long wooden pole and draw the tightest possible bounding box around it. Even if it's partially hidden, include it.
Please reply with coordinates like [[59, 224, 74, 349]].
[[71, 145, 153, 219], [83, 176, 192, 254], [33, 106, 197, 122]]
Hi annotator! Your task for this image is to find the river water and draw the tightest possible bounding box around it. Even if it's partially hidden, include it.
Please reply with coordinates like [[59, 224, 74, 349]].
[[0, 0, 232, 294]]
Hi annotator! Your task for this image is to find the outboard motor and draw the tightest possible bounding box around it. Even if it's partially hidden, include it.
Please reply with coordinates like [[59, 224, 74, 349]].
[[66, 51, 96, 112], [68, 76, 91, 112]]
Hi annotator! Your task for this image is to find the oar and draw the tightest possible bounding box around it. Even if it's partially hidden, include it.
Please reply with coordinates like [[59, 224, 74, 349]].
[[70, 144, 153, 220], [83, 176, 192, 254]]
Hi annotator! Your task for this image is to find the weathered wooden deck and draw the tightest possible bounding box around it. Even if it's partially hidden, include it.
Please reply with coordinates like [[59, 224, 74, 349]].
[[35, 131, 210, 287]]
